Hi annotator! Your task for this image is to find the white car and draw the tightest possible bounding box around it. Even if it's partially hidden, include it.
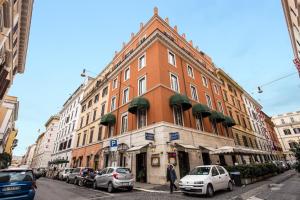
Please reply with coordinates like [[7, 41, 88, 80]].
[[179, 165, 233, 197]]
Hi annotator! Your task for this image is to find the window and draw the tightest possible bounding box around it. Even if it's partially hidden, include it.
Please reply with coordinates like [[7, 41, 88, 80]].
[[205, 94, 212, 109], [102, 86, 108, 97], [80, 117, 84, 128], [89, 129, 94, 143], [82, 132, 87, 146], [187, 65, 194, 78], [170, 74, 179, 92], [111, 96, 116, 111], [217, 102, 223, 113], [294, 128, 300, 134], [124, 67, 130, 81], [88, 100, 92, 108], [77, 134, 81, 147], [123, 88, 129, 104], [231, 96, 236, 106], [202, 76, 208, 88], [195, 115, 204, 131], [138, 76, 146, 95], [283, 129, 292, 135], [173, 105, 183, 126], [211, 119, 218, 134], [112, 78, 118, 89], [94, 94, 99, 103], [223, 90, 228, 101], [121, 113, 128, 134], [281, 119, 285, 124], [236, 113, 241, 125], [86, 113, 90, 125], [211, 167, 219, 176], [98, 126, 103, 141], [93, 110, 97, 121], [242, 136, 249, 147], [237, 100, 241, 110], [290, 117, 295, 123], [137, 109, 147, 129], [228, 84, 233, 92], [289, 141, 298, 149], [138, 54, 146, 69], [168, 51, 176, 66], [108, 125, 114, 138], [217, 166, 225, 174], [82, 105, 86, 112], [190, 85, 198, 101], [213, 84, 219, 95], [100, 103, 106, 117]]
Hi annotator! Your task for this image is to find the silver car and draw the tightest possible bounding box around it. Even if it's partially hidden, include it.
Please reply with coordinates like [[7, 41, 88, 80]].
[[59, 168, 74, 180], [93, 167, 134, 193]]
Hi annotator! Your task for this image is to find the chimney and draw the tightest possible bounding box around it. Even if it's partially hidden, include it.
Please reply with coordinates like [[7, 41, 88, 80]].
[[122, 42, 126, 48], [189, 40, 193, 46], [174, 25, 178, 32], [140, 22, 144, 29], [131, 32, 134, 39], [114, 51, 118, 56], [182, 33, 186, 39], [154, 7, 158, 15], [165, 17, 169, 24]]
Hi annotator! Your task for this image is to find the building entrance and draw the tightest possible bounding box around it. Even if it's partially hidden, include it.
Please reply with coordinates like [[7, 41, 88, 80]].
[[136, 152, 147, 183], [178, 151, 190, 178]]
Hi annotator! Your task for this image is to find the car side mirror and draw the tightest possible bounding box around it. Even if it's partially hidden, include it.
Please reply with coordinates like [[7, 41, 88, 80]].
[[97, 172, 102, 175]]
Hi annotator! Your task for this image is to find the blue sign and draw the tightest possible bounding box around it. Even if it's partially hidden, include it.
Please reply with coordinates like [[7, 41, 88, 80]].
[[110, 139, 118, 148], [145, 132, 155, 141], [170, 132, 180, 141]]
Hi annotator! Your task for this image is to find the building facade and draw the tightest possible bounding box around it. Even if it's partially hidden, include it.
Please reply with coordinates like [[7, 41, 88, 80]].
[[0, 0, 33, 102], [0, 95, 18, 154], [31, 132, 44, 168], [50, 79, 91, 168], [22, 143, 35, 167], [272, 111, 300, 162], [71, 8, 237, 184]]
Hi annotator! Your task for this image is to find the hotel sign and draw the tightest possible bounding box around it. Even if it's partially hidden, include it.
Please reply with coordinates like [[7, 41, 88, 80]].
[[170, 132, 180, 141], [145, 132, 155, 141]]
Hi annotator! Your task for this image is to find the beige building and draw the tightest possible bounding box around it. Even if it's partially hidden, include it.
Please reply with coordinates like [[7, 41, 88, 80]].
[[0, 95, 18, 154], [272, 111, 300, 162], [22, 143, 35, 167], [30, 132, 44, 168], [0, 0, 33, 102]]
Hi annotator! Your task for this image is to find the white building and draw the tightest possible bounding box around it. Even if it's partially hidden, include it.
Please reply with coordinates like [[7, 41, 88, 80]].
[[243, 93, 273, 161], [51, 79, 91, 168], [22, 144, 36, 167], [31, 115, 59, 168], [272, 111, 300, 162]]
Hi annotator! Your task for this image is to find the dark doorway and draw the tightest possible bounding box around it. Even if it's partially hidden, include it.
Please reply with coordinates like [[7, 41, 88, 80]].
[[231, 155, 237, 164], [104, 154, 109, 167], [219, 155, 226, 166], [119, 153, 126, 167], [202, 152, 211, 165], [178, 151, 190, 178], [136, 152, 147, 183]]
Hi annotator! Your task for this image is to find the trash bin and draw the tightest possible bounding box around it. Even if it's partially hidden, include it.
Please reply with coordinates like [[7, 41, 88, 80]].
[[230, 172, 242, 186]]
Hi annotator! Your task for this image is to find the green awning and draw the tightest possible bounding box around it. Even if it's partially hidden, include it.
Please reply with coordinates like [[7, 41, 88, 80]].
[[169, 94, 192, 111], [209, 111, 226, 123], [192, 104, 211, 117], [128, 97, 150, 114], [224, 116, 236, 127], [100, 113, 116, 126]]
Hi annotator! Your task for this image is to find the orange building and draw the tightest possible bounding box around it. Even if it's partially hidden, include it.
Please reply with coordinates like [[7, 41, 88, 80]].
[[72, 8, 236, 184]]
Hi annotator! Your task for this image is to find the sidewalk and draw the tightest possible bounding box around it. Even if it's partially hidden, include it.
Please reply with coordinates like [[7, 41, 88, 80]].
[[134, 170, 296, 193]]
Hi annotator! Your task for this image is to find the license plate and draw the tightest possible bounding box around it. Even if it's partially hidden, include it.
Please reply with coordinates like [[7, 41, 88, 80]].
[[184, 186, 192, 190], [2, 186, 21, 192], [122, 182, 129, 186]]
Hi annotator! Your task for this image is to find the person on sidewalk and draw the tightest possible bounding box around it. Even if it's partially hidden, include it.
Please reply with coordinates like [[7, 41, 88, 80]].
[[166, 164, 177, 193]]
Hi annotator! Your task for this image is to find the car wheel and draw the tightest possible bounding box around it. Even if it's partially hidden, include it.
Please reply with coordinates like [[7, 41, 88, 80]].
[[66, 178, 69, 183], [107, 182, 114, 193], [127, 186, 133, 192], [93, 181, 98, 189], [74, 179, 78, 185], [227, 181, 233, 191], [206, 184, 214, 197], [78, 180, 84, 187]]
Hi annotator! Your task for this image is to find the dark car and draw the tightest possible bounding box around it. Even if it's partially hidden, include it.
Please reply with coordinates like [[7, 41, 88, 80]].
[[0, 168, 38, 200]]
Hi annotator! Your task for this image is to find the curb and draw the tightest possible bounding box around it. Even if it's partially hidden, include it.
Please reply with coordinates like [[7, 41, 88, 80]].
[[134, 187, 182, 193], [274, 171, 296, 184]]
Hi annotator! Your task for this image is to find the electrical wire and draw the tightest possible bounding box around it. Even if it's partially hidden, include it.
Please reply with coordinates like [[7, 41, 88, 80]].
[[260, 72, 298, 88]]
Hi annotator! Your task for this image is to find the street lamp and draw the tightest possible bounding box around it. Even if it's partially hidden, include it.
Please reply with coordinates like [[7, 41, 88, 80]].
[[80, 68, 97, 78]]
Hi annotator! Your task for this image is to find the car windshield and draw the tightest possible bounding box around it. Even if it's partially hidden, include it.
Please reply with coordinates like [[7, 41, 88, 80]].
[[0, 171, 34, 183], [189, 167, 211, 175], [116, 168, 131, 174]]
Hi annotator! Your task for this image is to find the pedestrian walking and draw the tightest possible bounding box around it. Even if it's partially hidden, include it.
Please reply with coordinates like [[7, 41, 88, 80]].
[[166, 164, 177, 193]]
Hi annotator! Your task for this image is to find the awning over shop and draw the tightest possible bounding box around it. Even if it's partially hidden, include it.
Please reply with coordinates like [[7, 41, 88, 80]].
[[128, 97, 150, 114], [199, 146, 215, 152], [169, 94, 192, 111], [100, 113, 116, 126], [126, 144, 149, 153], [175, 143, 199, 152], [209, 111, 226, 123], [223, 116, 236, 127], [210, 146, 268, 155], [210, 146, 235, 154], [192, 104, 211, 117]]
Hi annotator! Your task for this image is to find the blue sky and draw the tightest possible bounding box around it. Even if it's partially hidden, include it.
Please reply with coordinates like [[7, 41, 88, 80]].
[[10, 0, 300, 155]]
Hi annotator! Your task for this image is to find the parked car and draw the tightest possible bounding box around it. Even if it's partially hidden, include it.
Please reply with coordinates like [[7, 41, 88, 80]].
[[93, 167, 134, 193], [59, 168, 74, 181], [0, 168, 39, 200], [66, 167, 94, 186], [179, 165, 233, 197]]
